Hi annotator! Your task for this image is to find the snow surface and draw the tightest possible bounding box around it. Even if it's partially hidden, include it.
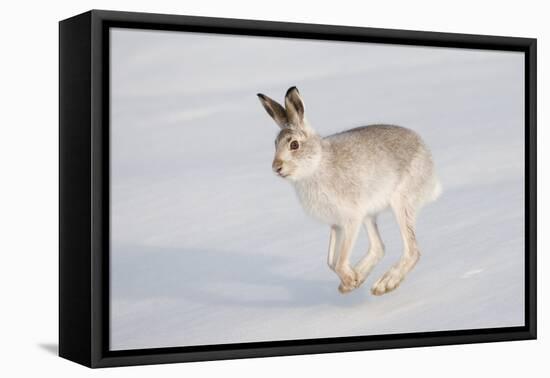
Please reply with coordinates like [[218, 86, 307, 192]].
[[109, 28, 525, 350]]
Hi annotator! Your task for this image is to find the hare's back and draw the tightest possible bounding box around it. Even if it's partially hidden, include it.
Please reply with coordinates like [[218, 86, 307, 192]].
[[326, 124, 431, 174]]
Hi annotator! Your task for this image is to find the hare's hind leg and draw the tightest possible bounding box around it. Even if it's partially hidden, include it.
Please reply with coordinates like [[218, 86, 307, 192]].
[[372, 198, 419, 296], [355, 216, 385, 287]]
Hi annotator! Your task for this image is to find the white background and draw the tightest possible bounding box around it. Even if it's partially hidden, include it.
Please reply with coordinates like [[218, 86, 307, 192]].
[[0, 0, 546, 377]]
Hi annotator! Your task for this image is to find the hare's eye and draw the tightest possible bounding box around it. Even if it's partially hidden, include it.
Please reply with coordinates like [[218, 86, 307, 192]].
[[290, 140, 299, 150]]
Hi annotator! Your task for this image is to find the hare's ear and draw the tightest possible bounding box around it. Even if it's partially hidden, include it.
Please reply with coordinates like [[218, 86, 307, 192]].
[[284, 86, 305, 127], [257, 93, 288, 129]]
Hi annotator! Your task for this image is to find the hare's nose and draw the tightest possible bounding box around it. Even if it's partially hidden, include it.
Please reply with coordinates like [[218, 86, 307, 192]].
[[272, 159, 283, 173]]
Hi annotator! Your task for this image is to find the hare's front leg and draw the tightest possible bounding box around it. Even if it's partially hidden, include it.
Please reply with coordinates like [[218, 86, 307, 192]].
[[327, 226, 338, 271], [372, 200, 419, 295], [334, 221, 360, 294], [355, 216, 385, 287]]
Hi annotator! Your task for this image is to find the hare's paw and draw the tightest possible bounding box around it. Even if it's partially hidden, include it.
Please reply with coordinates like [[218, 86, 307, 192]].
[[337, 269, 359, 294], [355, 270, 370, 289], [371, 268, 404, 296], [338, 282, 356, 294]]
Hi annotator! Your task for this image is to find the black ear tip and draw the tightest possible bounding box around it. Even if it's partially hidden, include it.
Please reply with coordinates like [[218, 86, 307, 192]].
[[257, 93, 266, 100], [286, 86, 299, 96]]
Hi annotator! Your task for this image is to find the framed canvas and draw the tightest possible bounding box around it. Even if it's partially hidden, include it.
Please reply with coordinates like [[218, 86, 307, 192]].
[[59, 10, 537, 368]]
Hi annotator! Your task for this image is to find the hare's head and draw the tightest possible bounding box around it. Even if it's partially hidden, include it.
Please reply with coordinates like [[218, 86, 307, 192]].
[[257, 87, 322, 181]]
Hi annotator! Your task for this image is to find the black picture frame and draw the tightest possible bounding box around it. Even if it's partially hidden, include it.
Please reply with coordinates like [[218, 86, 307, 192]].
[[59, 9, 537, 368]]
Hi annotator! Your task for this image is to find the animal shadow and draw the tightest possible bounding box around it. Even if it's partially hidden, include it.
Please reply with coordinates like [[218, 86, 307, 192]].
[[111, 244, 369, 308]]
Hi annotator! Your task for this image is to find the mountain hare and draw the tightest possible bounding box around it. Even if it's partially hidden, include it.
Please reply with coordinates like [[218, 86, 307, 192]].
[[257, 87, 441, 295]]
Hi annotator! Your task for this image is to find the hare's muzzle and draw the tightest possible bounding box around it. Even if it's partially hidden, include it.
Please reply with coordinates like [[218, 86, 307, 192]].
[[272, 159, 284, 175]]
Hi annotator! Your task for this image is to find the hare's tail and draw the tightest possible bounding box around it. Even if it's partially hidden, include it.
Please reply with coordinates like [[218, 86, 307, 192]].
[[429, 177, 443, 203], [413, 176, 441, 211]]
